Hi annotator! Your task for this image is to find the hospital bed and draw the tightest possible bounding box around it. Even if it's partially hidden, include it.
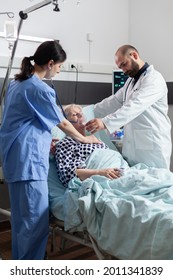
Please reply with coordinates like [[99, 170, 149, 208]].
[[48, 105, 173, 260], [49, 213, 113, 259]]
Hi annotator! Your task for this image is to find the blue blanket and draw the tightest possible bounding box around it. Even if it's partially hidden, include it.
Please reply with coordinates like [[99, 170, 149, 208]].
[[63, 149, 173, 259]]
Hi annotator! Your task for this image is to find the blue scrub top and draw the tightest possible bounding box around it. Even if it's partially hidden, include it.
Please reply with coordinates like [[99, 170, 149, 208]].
[[0, 75, 64, 182]]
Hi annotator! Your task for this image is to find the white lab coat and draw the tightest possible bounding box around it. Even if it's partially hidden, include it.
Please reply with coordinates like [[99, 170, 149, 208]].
[[94, 65, 172, 169]]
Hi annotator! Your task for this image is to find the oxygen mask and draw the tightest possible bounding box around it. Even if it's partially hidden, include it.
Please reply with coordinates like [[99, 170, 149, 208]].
[[69, 112, 86, 127]]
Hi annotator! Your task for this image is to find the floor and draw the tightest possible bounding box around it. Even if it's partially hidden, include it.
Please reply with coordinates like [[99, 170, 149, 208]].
[[0, 221, 97, 260]]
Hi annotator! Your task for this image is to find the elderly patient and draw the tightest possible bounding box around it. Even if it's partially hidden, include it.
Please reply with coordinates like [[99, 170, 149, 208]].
[[54, 104, 122, 187]]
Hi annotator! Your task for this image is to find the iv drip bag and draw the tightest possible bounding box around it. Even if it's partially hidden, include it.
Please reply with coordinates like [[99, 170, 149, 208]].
[[4, 20, 17, 42]]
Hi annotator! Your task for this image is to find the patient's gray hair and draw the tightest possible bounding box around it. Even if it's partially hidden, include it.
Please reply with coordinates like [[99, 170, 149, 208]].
[[64, 104, 83, 118]]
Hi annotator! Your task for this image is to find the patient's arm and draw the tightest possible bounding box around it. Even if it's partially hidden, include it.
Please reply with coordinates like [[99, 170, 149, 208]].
[[76, 168, 122, 181]]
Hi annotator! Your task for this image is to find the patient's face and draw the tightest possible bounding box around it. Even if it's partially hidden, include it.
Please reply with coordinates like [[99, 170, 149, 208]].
[[67, 107, 86, 130]]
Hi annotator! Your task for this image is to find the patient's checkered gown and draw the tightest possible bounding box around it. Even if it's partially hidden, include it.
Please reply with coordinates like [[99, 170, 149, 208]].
[[55, 136, 108, 187]]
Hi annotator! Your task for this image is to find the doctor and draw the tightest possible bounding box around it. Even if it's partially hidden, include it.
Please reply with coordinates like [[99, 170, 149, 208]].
[[86, 45, 172, 169]]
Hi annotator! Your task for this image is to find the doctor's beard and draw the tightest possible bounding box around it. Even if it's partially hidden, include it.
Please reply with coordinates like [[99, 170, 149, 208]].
[[125, 60, 139, 77]]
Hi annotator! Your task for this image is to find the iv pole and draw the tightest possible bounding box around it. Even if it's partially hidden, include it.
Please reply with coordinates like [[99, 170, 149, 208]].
[[0, 0, 54, 106]]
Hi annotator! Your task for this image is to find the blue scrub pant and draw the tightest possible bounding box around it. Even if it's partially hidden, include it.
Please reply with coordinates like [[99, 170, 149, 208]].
[[8, 180, 49, 260]]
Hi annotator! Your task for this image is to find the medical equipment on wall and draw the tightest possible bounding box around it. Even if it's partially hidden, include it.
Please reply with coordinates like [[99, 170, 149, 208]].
[[110, 70, 127, 152], [71, 64, 79, 103], [110, 129, 124, 153], [112, 70, 128, 94]]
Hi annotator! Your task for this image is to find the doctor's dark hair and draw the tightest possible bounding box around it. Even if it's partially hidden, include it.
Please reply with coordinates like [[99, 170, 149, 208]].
[[15, 40, 66, 81]]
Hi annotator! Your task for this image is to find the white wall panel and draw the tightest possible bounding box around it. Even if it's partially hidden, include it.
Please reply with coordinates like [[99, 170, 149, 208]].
[[129, 0, 173, 82], [0, 0, 129, 82]]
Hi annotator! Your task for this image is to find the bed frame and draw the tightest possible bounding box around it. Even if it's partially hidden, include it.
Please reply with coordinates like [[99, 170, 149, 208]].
[[49, 215, 115, 260], [0, 208, 115, 260]]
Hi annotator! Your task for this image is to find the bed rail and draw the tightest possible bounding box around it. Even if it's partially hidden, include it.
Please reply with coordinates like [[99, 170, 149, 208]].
[[49, 216, 113, 260]]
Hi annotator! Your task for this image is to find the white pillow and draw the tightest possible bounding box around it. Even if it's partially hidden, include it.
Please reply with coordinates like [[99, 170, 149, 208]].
[[51, 125, 65, 140], [51, 104, 117, 151]]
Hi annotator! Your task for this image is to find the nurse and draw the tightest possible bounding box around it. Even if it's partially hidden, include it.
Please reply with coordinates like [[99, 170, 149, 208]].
[[86, 45, 172, 169], [0, 40, 100, 260]]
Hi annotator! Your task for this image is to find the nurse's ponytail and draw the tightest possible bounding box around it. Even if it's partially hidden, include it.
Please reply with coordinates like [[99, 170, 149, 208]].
[[15, 40, 66, 81], [15, 56, 34, 81]]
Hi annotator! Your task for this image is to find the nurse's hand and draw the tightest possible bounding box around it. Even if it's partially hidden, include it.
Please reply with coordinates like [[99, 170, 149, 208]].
[[58, 118, 102, 144], [84, 134, 102, 144], [50, 138, 59, 155], [85, 118, 106, 134]]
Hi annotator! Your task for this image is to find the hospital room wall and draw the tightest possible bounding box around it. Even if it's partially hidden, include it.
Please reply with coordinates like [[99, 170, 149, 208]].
[[128, 0, 173, 171], [0, 0, 172, 82], [0, 0, 129, 84], [128, 0, 173, 81]]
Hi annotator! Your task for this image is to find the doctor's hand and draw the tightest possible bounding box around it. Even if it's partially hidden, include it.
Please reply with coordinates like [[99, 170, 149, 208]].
[[85, 118, 106, 134]]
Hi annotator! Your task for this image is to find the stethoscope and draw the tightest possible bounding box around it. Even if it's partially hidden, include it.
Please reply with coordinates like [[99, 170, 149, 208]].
[[51, 80, 78, 124], [123, 78, 134, 103], [123, 67, 149, 103], [51, 79, 67, 118]]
